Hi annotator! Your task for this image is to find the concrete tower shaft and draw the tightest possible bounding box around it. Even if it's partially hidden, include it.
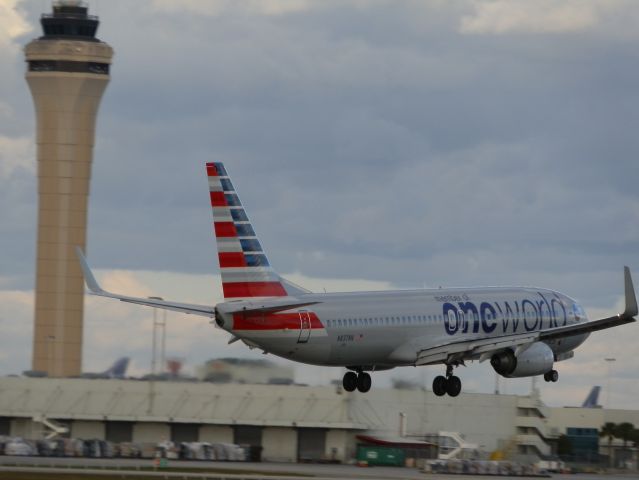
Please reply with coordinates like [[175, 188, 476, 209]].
[[25, 1, 113, 377]]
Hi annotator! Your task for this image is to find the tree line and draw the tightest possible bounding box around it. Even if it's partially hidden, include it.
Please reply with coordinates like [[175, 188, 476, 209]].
[[599, 422, 639, 468]]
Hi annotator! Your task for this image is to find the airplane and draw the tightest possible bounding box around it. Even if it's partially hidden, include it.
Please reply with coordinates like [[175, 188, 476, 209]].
[[76, 162, 637, 397], [80, 356, 130, 379]]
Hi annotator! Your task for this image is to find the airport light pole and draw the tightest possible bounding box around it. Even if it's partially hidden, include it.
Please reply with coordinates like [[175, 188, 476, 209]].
[[147, 297, 164, 415], [605, 358, 616, 408], [160, 310, 167, 374], [148, 297, 166, 376]]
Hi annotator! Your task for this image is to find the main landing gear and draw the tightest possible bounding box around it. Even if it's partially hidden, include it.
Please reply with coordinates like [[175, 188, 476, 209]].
[[342, 370, 372, 393], [432, 364, 462, 397], [543, 369, 559, 382]]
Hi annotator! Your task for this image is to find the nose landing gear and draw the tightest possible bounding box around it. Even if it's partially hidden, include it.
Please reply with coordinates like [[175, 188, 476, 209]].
[[432, 364, 462, 397], [342, 370, 372, 393]]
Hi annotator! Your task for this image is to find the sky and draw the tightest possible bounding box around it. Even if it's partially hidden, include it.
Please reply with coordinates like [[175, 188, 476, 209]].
[[0, 0, 639, 409]]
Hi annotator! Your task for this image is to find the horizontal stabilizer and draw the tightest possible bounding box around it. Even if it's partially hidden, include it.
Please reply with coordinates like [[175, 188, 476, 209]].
[[75, 247, 216, 318], [218, 298, 320, 315]]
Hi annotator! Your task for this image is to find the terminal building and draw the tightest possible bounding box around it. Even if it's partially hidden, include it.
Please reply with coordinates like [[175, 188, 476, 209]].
[[0, 377, 547, 462], [0, 376, 594, 463], [0, 376, 637, 465]]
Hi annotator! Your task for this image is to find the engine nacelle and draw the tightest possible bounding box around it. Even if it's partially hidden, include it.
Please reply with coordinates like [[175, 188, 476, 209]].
[[214, 308, 225, 328], [490, 342, 554, 378]]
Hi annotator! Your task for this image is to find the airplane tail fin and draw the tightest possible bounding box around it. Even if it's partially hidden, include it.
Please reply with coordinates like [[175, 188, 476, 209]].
[[104, 357, 129, 379], [206, 162, 309, 299], [581, 385, 601, 408]]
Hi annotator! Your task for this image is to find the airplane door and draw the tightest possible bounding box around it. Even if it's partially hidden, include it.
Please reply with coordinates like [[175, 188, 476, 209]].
[[298, 311, 311, 343]]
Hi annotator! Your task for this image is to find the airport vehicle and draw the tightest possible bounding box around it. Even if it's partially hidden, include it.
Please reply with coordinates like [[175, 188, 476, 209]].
[[77, 162, 637, 396]]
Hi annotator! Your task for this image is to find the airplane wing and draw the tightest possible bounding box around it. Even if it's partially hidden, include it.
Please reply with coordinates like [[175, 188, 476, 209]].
[[540, 266, 637, 341], [415, 331, 540, 366], [76, 248, 319, 318], [76, 247, 217, 317], [415, 266, 637, 366]]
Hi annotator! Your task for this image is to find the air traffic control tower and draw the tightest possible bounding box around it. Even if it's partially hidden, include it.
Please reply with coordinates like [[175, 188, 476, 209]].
[[25, 1, 113, 377]]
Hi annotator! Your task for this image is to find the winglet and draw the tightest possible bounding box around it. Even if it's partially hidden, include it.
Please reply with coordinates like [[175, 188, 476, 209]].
[[623, 266, 638, 318], [75, 247, 105, 294]]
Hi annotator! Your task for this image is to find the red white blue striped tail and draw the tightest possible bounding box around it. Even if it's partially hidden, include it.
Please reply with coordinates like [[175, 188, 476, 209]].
[[207, 162, 307, 299]]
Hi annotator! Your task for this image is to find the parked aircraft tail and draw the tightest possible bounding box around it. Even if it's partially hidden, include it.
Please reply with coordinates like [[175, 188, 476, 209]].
[[80, 356, 129, 379], [581, 386, 601, 408], [207, 162, 309, 299], [105, 357, 130, 379]]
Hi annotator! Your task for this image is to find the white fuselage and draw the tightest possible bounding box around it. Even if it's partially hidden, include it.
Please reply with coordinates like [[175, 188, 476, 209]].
[[220, 286, 589, 369]]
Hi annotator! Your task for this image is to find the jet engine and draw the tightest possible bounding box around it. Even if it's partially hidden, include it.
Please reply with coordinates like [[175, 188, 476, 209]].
[[490, 342, 554, 378], [214, 308, 224, 328]]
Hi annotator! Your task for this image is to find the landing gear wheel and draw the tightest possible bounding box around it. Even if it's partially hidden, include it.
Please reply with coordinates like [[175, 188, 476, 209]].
[[342, 371, 358, 392], [446, 375, 462, 397], [543, 370, 559, 383], [356, 372, 372, 393], [432, 375, 447, 396]]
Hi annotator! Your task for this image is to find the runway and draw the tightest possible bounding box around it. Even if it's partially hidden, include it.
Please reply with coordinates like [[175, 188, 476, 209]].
[[0, 457, 635, 480]]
